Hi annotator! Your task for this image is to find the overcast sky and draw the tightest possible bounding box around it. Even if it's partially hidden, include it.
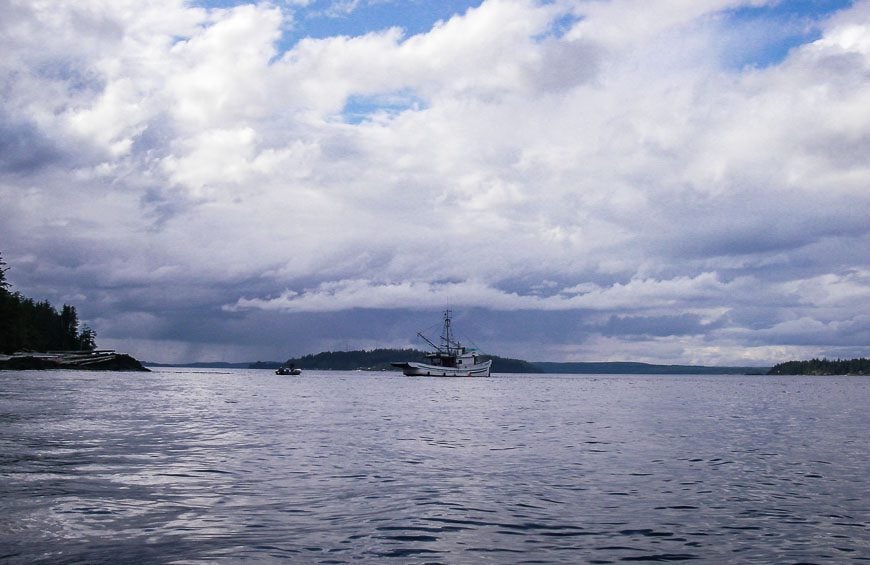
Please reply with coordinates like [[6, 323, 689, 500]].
[[2, 0, 868, 365]]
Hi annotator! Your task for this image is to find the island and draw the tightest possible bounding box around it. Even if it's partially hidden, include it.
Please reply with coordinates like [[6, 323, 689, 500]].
[[767, 358, 869, 376]]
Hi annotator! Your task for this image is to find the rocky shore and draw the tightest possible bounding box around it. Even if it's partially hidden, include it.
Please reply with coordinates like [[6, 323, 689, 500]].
[[0, 351, 150, 372]]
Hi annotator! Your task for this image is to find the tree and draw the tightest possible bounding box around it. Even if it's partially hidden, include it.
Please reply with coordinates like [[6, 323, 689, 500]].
[[78, 325, 97, 351], [0, 251, 8, 293], [61, 304, 79, 350], [0, 252, 14, 353]]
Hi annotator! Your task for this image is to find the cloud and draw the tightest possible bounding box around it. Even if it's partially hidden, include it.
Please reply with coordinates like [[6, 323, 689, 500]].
[[1, 0, 868, 364], [0, 111, 63, 174], [323, 0, 362, 18]]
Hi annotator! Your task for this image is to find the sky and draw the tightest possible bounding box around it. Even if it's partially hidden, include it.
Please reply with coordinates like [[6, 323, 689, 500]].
[[1, 0, 869, 366]]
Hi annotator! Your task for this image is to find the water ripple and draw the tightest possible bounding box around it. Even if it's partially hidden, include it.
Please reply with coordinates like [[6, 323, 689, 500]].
[[1, 370, 869, 563]]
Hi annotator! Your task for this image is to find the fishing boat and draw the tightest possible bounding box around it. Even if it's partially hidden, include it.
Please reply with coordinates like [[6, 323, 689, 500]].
[[391, 310, 492, 377]]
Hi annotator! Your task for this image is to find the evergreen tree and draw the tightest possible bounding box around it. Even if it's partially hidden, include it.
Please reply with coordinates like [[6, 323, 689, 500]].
[[0, 252, 8, 292], [61, 304, 79, 350], [78, 325, 97, 351], [0, 252, 13, 353]]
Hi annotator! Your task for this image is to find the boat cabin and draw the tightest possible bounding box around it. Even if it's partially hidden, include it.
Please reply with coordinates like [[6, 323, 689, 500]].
[[425, 347, 480, 368]]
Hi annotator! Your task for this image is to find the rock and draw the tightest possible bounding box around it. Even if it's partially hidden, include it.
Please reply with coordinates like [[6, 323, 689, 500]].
[[0, 351, 150, 372]]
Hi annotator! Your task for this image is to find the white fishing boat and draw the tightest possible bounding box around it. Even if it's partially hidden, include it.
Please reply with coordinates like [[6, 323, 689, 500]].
[[391, 310, 492, 377]]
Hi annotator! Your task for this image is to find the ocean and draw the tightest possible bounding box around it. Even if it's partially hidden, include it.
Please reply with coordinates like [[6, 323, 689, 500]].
[[1, 369, 868, 563]]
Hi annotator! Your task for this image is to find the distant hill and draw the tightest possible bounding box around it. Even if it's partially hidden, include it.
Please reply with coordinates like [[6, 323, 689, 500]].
[[490, 356, 544, 373]]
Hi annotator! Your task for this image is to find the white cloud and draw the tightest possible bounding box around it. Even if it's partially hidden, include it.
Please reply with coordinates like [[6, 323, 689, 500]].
[[166, 4, 283, 130], [227, 272, 754, 315]]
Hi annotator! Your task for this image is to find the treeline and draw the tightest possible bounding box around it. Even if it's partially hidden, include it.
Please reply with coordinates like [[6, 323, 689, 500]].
[[266, 348, 423, 371], [768, 358, 869, 376], [0, 253, 96, 354]]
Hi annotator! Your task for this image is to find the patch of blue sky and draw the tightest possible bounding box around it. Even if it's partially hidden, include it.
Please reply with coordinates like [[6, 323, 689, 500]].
[[730, 0, 853, 20], [190, 0, 246, 7], [290, 0, 483, 40], [720, 0, 854, 69], [340, 90, 427, 124], [534, 11, 583, 42], [192, 1, 485, 55]]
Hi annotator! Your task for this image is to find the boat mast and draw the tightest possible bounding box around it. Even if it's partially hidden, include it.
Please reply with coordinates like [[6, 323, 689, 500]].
[[442, 309, 453, 355]]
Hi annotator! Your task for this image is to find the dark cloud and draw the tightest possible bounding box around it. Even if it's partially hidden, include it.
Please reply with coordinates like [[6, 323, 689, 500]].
[[601, 313, 720, 338], [650, 188, 870, 269], [0, 112, 63, 174]]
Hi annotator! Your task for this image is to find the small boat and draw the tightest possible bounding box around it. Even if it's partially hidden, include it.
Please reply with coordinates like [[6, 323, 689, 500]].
[[276, 364, 301, 375], [391, 310, 492, 377]]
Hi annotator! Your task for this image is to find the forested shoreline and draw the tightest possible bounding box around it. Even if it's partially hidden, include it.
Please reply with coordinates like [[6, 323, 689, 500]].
[[767, 358, 869, 376], [0, 252, 96, 355]]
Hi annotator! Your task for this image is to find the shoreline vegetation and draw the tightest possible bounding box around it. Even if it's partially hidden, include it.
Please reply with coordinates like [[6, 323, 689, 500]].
[[1, 251, 148, 372], [1, 251, 96, 355], [767, 358, 869, 376]]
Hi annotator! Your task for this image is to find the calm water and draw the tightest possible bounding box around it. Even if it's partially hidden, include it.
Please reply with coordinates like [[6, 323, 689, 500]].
[[1, 370, 868, 564]]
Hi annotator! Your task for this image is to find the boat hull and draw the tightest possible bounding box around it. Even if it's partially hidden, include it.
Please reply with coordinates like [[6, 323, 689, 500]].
[[391, 360, 492, 377]]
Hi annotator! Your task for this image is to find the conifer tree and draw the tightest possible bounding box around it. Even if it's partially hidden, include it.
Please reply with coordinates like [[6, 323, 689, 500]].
[[78, 326, 97, 351], [0, 252, 8, 292], [61, 304, 79, 350], [0, 252, 14, 353]]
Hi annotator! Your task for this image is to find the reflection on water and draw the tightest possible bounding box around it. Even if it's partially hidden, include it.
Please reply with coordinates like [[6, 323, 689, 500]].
[[1, 370, 868, 563]]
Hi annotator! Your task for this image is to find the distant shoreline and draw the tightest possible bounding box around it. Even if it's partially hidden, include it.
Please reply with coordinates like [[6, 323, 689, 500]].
[[143, 353, 870, 376], [145, 351, 771, 375]]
